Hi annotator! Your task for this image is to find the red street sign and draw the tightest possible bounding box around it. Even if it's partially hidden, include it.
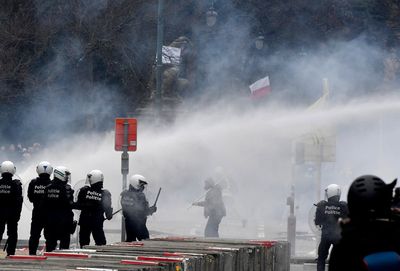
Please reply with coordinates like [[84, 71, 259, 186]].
[[115, 118, 137, 151]]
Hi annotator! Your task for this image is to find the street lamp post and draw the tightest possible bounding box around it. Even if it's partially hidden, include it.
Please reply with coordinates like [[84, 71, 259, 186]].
[[155, 0, 165, 114], [255, 34, 265, 50], [206, 4, 218, 27]]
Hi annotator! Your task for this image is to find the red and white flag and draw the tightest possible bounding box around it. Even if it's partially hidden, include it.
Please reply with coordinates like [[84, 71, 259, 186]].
[[249, 76, 271, 98]]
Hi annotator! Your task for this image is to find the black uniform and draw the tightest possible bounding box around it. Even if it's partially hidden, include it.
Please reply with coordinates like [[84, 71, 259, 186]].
[[328, 175, 400, 270], [329, 218, 400, 270], [0, 173, 22, 255], [120, 188, 155, 241], [197, 184, 226, 237], [314, 197, 348, 271], [27, 175, 51, 255], [43, 178, 74, 252], [75, 182, 113, 248]]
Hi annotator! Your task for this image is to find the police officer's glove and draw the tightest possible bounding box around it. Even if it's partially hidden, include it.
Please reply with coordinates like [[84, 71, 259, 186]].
[[149, 206, 157, 215], [105, 208, 113, 220]]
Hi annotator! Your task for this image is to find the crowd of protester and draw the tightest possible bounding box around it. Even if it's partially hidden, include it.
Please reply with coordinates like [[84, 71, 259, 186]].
[[0, 143, 42, 164]]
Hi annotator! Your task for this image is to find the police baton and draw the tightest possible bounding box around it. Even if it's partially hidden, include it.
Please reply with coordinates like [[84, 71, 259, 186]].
[[3, 239, 8, 252], [187, 193, 205, 210], [187, 177, 224, 210], [152, 188, 162, 208], [112, 208, 123, 216], [103, 208, 123, 221]]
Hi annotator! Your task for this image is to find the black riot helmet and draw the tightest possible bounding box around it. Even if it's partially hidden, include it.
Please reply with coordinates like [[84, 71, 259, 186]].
[[347, 175, 397, 220]]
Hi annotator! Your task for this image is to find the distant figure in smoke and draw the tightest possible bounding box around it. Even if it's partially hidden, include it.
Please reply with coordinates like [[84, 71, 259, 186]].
[[212, 167, 246, 227], [192, 178, 226, 238], [314, 184, 348, 271], [329, 175, 400, 270], [28, 161, 53, 255], [120, 174, 157, 241], [0, 161, 22, 256], [43, 166, 75, 252], [75, 170, 113, 248], [146, 36, 195, 108]]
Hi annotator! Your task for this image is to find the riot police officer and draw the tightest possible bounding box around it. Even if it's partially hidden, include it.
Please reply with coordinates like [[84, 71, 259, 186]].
[[329, 175, 400, 270], [0, 161, 23, 256], [43, 166, 74, 252], [314, 183, 348, 271], [75, 169, 113, 248], [120, 174, 156, 241], [27, 161, 53, 255]]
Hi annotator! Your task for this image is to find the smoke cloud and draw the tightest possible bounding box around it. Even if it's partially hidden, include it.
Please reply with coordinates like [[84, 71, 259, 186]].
[[2, 1, 400, 256], [15, 94, 400, 243]]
